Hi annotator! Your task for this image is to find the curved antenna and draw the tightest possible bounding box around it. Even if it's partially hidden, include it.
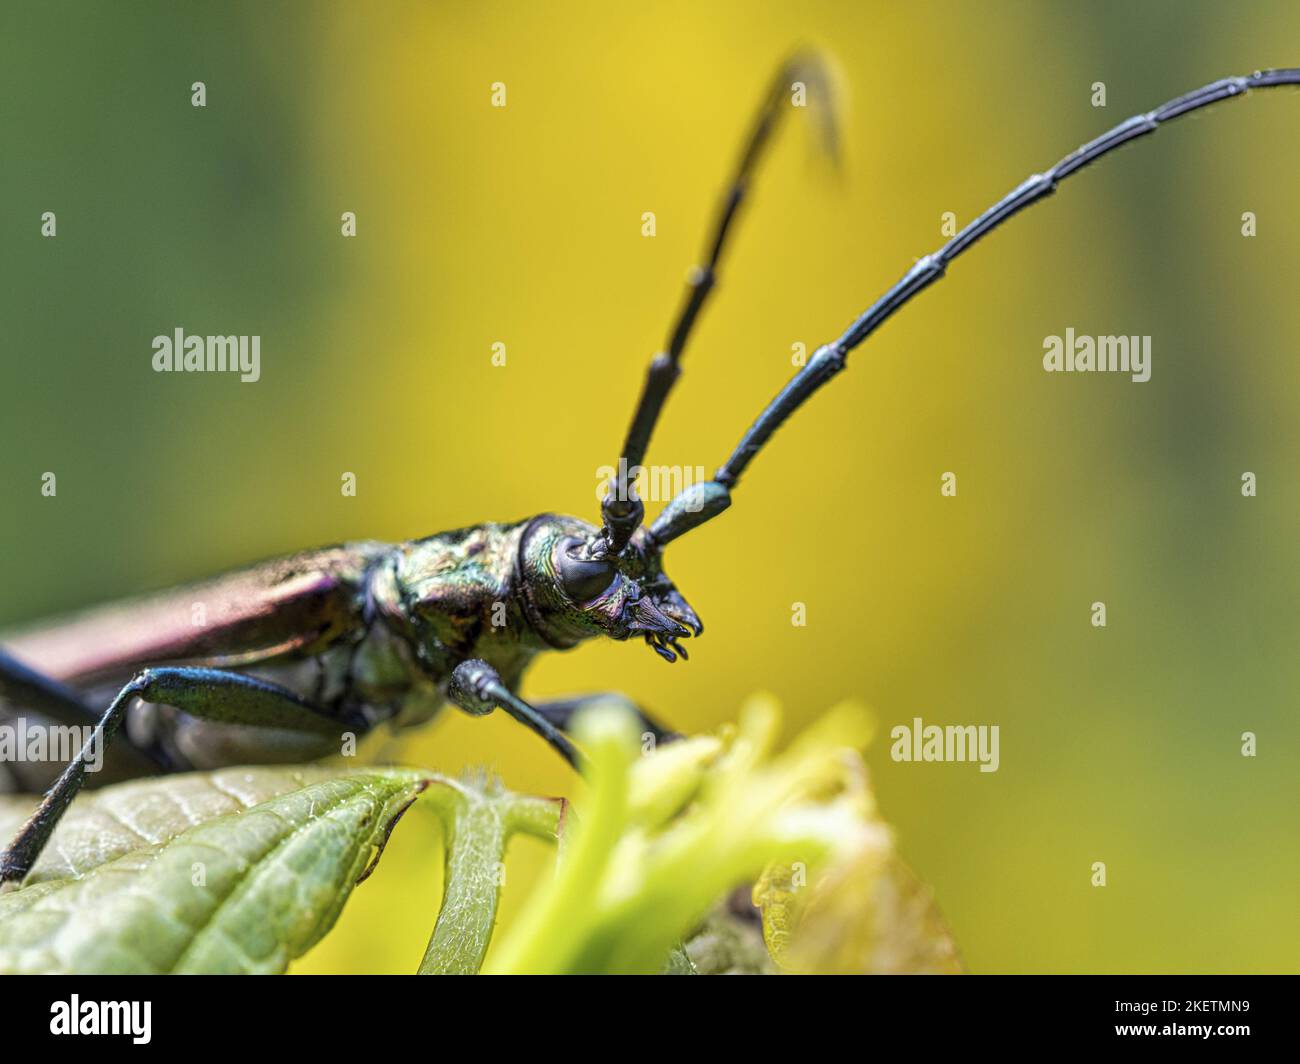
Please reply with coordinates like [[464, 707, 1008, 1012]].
[[649, 67, 1300, 547], [595, 52, 838, 558]]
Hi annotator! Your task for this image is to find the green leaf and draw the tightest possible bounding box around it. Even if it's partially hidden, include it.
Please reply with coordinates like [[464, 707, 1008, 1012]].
[[0, 768, 430, 974], [0, 766, 341, 886], [415, 773, 564, 975]]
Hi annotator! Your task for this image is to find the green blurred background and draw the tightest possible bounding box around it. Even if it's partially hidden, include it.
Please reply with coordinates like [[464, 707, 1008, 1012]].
[[2, 0, 1297, 973]]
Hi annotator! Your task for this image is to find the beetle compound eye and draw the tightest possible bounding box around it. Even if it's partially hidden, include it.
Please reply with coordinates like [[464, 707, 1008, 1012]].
[[556, 545, 618, 604]]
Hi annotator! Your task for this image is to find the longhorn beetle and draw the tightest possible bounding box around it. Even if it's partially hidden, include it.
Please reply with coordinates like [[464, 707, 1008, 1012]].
[[2, 58, 1298, 888]]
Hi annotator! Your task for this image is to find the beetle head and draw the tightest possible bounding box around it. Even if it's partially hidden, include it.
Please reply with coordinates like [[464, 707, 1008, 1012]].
[[517, 515, 701, 661]]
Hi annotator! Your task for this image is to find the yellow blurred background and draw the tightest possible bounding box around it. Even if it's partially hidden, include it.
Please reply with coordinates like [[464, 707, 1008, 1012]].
[[2, 0, 1297, 973]]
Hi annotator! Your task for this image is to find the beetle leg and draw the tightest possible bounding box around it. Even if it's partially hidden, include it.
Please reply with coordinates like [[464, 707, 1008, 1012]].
[[0, 666, 367, 889], [531, 693, 681, 747], [0, 647, 171, 779], [447, 660, 581, 769]]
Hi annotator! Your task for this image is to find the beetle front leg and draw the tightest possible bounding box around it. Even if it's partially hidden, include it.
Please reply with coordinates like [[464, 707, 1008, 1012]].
[[447, 660, 581, 769], [531, 693, 681, 747], [0, 666, 365, 890]]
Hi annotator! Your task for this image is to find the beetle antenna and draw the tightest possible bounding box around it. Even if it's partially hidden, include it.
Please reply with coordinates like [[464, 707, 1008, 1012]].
[[595, 50, 838, 558], [648, 67, 1300, 547]]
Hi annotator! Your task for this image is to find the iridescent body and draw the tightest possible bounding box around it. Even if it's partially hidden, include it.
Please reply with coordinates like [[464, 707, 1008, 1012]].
[[1, 515, 698, 781]]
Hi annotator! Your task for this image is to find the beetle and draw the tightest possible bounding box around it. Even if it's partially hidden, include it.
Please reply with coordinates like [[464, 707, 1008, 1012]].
[[3, 58, 1298, 888]]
